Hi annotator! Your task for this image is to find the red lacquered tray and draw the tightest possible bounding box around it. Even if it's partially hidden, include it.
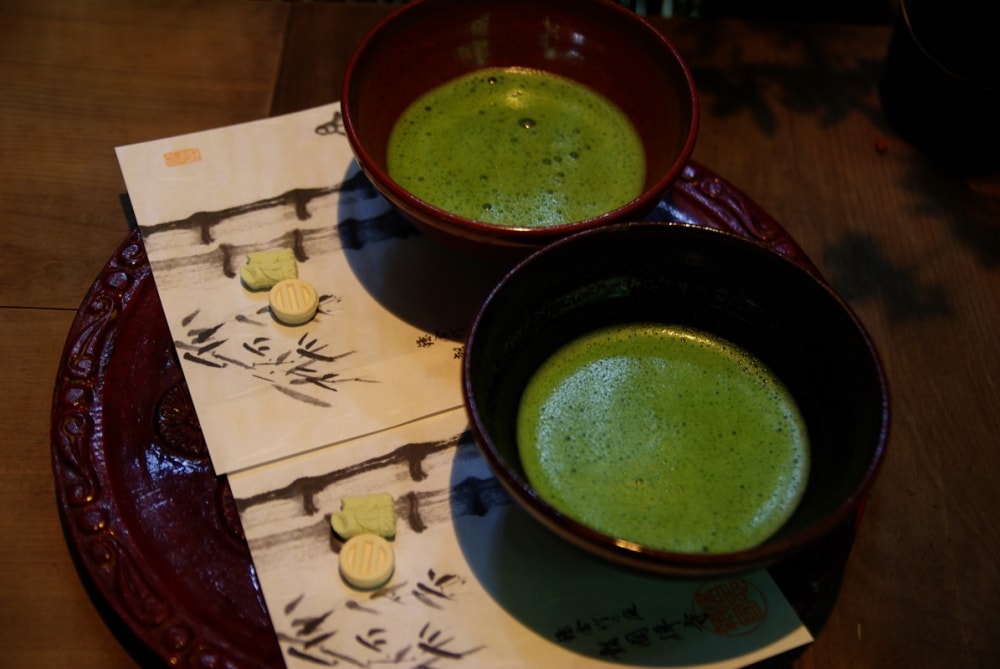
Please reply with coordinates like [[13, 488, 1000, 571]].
[[51, 162, 856, 668]]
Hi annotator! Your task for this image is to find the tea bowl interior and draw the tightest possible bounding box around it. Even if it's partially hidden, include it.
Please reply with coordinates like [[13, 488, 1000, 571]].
[[462, 222, 889, 576], [341, 0, 699, 258]]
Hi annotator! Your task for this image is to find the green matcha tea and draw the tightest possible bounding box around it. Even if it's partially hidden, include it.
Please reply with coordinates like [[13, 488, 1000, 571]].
[[516, 324, 809, 553], [386, 67, 645, 227]]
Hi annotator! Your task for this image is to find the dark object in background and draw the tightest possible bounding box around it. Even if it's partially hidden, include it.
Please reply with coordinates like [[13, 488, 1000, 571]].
[[878, 0, 1000, 175], [693, 0, 895, 23]]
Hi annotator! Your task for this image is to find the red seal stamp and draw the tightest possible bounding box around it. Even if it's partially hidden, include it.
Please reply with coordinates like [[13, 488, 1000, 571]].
[[692, 578, 769, 637]]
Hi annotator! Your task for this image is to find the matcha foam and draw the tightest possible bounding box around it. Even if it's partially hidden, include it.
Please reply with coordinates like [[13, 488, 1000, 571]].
[[387, 67, 645, 227], [516, 324, 809, 553]]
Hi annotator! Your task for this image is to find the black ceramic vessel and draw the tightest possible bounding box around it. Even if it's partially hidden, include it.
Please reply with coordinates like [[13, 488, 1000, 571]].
[[463, 222, 890, 576]]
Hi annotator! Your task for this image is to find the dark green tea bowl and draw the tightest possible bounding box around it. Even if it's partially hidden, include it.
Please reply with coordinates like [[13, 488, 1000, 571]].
[[463, 222, 889, 577], [341, 0, 698, 259]]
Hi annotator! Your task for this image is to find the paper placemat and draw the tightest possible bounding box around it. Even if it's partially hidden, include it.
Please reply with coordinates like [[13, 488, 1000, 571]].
[[117, 105, 506, 474]]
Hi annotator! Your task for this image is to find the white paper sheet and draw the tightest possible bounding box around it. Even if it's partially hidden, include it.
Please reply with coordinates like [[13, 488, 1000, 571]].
[[118, 103, 812, 668], [117, 105, 507, 473]]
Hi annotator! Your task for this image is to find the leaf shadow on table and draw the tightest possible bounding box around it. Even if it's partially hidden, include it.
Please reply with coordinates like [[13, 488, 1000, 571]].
[[895, 161, 1000, 270], [674, 22, 887, 137], [822, 231, 953, 323], [821, 159, 999, 325]]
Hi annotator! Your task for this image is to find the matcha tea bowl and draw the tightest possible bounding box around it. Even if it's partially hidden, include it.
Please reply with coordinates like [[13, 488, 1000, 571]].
[[341, 0, 699, 258], [463, 222, 890, 577]]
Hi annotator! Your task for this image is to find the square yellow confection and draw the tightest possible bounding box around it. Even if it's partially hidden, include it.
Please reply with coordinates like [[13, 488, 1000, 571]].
[[331, 492, 396, 540]]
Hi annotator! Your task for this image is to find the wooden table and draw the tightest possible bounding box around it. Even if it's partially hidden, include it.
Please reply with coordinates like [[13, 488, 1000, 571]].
[[2, 1, 997, 667]]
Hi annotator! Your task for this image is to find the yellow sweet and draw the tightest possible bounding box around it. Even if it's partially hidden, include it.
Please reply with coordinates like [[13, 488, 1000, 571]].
[[240, 247, 298, 291], [331, 492, 396, 540], [339, 533, 394, 590], [268, 278, 318, 326]]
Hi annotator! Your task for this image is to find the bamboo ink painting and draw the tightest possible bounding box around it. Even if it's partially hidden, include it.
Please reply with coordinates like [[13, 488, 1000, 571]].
[[117, 105, 505, 473]]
